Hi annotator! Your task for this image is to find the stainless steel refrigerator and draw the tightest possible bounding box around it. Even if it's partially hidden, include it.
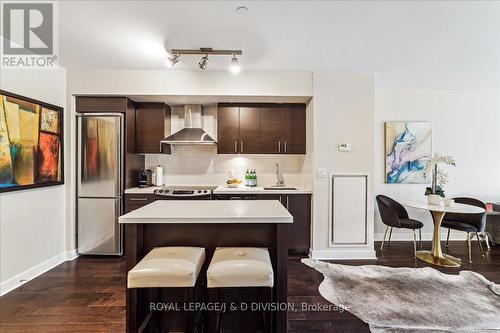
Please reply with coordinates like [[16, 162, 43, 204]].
[[77, 113, 124, 255]]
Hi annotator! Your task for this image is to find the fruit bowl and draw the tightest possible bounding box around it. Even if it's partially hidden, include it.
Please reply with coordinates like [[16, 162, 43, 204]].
[[226, 178, 242, 188]]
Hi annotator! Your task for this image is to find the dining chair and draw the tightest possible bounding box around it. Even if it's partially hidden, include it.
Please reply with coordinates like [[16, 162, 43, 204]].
[[376, 195, 424, 258], [438, 197, 487, 263]]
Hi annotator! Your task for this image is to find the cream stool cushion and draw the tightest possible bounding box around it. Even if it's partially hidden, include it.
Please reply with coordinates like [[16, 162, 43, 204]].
[[128, 247, 205, 288], [207, 247, 274, 288]]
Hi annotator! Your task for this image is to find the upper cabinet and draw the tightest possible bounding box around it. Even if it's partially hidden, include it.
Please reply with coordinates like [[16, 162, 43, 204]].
[[75, 96, 136, 154], [217, 103, 306, 154], [217, 105, 240, 154], [135, 102, 171, 154], [281, 104, 306, 154]]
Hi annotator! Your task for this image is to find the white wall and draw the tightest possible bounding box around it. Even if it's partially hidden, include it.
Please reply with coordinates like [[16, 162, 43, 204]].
[[374, 89, 500, 240], [0, 68, 71, 295], [146, 149, 310, 187], [310, 72, 376, 259], [67, 70, 313, 97]]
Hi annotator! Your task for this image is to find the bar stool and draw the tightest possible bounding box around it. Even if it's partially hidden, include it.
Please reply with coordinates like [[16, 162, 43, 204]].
[[207, 247, 274, 333], [128, 246, 205, 333]]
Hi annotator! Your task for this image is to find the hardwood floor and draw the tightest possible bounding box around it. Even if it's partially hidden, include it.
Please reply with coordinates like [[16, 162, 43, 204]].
[[1, 241, 498, 332]]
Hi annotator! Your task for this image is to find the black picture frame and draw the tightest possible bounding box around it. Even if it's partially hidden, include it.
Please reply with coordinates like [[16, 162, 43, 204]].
[[0, 90, 64, 193]]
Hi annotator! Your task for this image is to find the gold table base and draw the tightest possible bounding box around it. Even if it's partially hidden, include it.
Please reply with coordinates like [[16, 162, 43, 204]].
[[415, 210, 462, 268], [416, 250, 461, 268]]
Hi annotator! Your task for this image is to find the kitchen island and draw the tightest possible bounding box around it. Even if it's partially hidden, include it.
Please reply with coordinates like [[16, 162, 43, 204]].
[[119, 200, 293, 333]]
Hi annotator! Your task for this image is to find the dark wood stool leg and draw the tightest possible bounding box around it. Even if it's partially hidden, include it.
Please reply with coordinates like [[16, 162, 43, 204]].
[[262, 287, 273, 333], [184, 287, 195, 333], [208, 288, 219, 333]]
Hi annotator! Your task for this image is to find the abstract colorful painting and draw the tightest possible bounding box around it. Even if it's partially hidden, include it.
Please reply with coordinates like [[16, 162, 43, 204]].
[[385, 122, 431, 184], [0, 90, 64, 192]]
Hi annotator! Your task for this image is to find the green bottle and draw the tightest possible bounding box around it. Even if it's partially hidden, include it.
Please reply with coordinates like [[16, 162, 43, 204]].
[[253, 169, 258, 187], [245, 169, 250, 187]]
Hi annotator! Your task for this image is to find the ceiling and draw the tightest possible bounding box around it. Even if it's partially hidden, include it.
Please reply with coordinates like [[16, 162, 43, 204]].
[[58, 1, 500, 88]]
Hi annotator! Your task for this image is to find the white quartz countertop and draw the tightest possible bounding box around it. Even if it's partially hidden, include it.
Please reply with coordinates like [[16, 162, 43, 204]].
[[213, 185, 312, 194], [125, 186, 163, 194], [119, 200, 293, 224], [125, 185, 312, 195]]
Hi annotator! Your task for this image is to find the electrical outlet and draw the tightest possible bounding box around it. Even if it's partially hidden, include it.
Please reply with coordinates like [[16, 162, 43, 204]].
[[317, 168, 327, 178]]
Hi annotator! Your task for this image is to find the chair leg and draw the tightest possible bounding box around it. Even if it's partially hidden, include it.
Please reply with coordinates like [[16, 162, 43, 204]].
[[413, 229, 417, 259], [445, 228, 450, 248], [388, 227, 393, 244], [481, 232, 491, 250], [380, 225, 389, 251], [419, 229, 422, 249], [476, 232, 485, 257], [467, 232, 472, 264]]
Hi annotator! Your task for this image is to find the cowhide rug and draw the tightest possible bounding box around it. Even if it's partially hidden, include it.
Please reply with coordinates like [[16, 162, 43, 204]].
[[302, 258, 500, 333]]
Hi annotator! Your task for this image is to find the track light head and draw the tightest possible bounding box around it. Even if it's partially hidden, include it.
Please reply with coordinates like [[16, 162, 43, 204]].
[[198, 55, 209, 70], [230, 56, 240, 73], [165, 54, 180, 67]]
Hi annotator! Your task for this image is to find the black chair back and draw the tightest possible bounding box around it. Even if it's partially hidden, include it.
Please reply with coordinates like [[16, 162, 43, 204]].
[[376, 195, 408, 228], [445, 197, 487, 232]]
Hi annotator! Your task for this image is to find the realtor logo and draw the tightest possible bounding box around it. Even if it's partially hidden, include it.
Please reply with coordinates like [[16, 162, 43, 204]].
[[3, 3, 53, 55], [1, 2, 57, 68]]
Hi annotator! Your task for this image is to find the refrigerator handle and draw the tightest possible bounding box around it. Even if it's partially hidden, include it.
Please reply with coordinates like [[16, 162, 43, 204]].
[[117, 115, 125, 196], [116, 198, 123, 254]]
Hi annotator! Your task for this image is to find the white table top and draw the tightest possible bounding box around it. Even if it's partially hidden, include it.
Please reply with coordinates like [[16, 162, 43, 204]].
[[403, 201, 485, 214], [119, 200, 293, 224]]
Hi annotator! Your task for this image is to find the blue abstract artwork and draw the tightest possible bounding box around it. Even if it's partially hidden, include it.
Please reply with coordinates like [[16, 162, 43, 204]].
[[385, 122, 431, 184]]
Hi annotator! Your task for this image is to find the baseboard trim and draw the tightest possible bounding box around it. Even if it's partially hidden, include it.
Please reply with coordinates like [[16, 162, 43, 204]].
[[0, 249, 79, 296], [310, 248, 377, 260], [374, 230, 469, 242]]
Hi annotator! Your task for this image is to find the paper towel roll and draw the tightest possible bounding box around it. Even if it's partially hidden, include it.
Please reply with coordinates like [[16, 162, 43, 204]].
[[155, 165, 163, 186]]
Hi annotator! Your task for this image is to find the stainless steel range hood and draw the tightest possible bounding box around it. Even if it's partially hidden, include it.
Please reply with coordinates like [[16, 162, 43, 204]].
[[161, 105, 216, 145]]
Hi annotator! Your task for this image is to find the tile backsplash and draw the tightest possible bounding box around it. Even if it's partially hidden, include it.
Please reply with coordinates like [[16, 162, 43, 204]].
[[145, 146, 312, 187]]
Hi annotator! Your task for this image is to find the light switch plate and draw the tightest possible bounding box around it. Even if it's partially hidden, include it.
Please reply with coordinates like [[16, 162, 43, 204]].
[[317, 168, 327, 178], [338, 143, 352, 152]]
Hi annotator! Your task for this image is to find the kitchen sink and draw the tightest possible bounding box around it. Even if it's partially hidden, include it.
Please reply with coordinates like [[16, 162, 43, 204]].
[[263, 187, 298, 190]]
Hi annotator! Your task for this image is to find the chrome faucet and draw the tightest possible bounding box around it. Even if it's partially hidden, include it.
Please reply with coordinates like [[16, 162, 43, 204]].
[[275, 163, 285, 187]]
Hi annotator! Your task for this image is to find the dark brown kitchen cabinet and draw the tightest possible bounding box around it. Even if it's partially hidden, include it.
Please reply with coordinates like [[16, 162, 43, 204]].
[[260, 104, 306, 154], [217, 105, 262, 154], [260, 107, 283, 153], [124, 194, 155, 213], [282, 104, 306, 154], [217, 106, 240, 154], [259, 193, 311, 254], [217, 103, 306, 154], [135, 102, 171, 154], [238, 107, 262, 154]]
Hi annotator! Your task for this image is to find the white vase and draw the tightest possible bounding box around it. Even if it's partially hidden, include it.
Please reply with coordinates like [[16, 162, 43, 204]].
[[427, 194, 441, 205]]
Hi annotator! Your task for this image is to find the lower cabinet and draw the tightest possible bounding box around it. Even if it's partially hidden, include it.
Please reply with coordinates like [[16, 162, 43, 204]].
[[259, 194, 312, 255], [126, 193, 312, 255], [124, 194, 155, 213]]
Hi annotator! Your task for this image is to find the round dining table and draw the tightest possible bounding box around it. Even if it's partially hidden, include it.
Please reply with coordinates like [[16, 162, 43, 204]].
[[403, 201, 485, 268]]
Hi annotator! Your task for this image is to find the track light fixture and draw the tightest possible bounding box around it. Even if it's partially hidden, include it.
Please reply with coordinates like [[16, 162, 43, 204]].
[[230, 55, 240, 74], [165, 54, 180, 68], [198, 55, 209, 70], [165, 48, 242, 72]]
